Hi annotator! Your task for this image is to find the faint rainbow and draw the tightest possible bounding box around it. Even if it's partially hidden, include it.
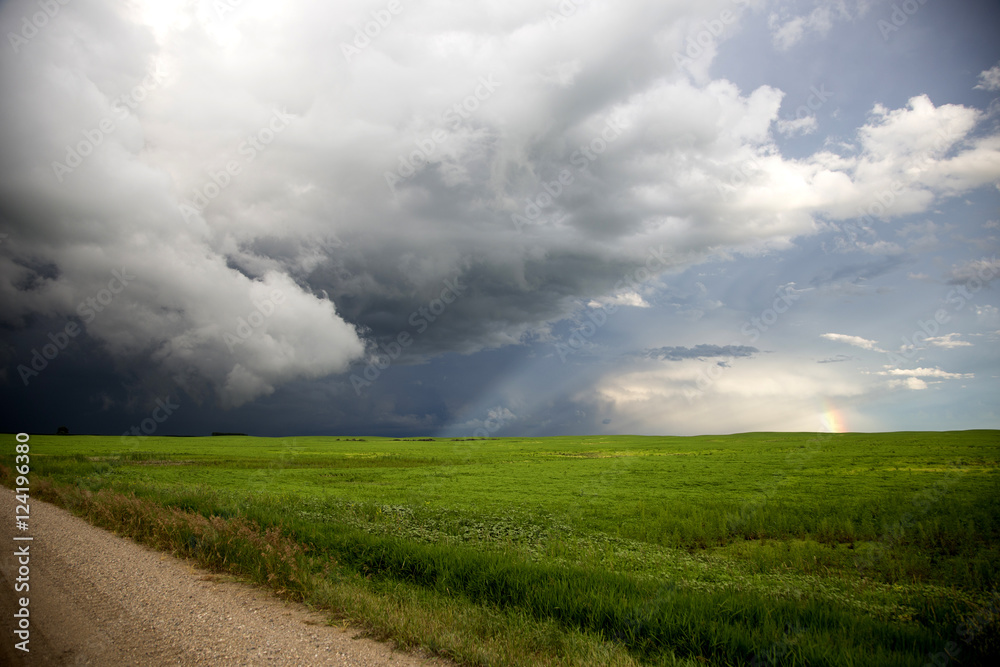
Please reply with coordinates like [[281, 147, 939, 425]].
[[820, 398, 847, 433]]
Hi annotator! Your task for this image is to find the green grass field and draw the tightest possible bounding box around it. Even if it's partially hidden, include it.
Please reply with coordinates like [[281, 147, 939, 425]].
[[6, 430, 999, 665]]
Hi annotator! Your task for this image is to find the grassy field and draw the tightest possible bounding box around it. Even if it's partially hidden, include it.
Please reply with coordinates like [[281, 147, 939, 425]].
[[5, 430, 999, 665]]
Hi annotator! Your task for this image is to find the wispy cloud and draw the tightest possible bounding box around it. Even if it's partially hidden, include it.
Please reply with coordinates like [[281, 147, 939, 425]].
[[817, 354, 854, 364], [889, 376, 928, 390], [925, 333, 973, 349], [646, 344, 759, 361], [776, 115, 818, 136], [974, 63, 1000, 91], [877, 367, 974, 379], [768, 0, 872, 51], [946, 257, 999, 288], [821, 333, 885, 353], [877, 366, 975, 391]]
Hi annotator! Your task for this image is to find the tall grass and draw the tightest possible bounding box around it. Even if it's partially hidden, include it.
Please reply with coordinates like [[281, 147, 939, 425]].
[[4, 430, 999, 666], [7, 471, 650, 666], [11, 470, 992, 666]]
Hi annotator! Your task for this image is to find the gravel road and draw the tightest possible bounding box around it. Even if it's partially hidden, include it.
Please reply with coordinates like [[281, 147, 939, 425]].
[[0, 488, 451, 666]]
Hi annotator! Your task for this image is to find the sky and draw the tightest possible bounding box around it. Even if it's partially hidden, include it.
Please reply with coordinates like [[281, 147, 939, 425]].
[[0, 0, 998, 438]]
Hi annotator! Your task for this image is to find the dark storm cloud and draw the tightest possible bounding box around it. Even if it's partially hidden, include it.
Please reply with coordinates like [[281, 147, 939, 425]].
[[1, 0, 998, 425], [817, 354, 854, 364], [645, 344, 759, 361]]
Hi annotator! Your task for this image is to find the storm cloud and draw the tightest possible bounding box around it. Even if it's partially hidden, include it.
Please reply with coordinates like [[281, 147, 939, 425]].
[[1, 0, 998, 435]]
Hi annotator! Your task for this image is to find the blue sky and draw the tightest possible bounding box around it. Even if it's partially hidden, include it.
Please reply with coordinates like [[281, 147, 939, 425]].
[[1, 0, 998, 437]]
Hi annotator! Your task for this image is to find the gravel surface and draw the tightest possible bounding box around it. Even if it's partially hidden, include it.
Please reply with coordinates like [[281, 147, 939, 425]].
[[0, 488, 452, 666]]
